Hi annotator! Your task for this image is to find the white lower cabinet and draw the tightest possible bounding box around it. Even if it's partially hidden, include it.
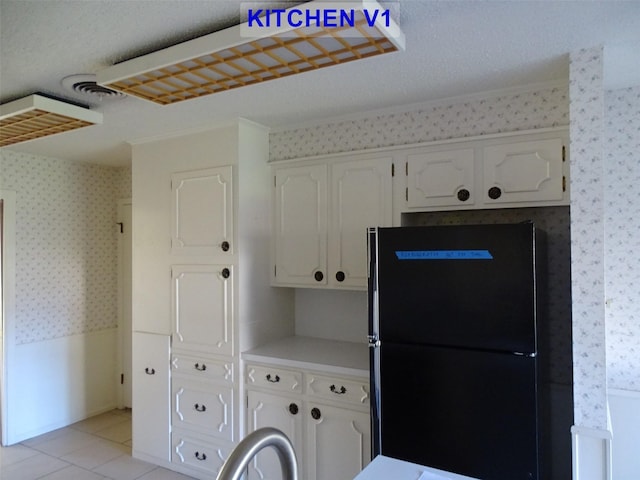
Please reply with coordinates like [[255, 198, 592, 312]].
[[171, 352, 235, 478], [306, 402, 371, 480], [132, 332, 171, 462], [247, 390, 304, 479], [171, 428, 232, 476], [246, 363, 371, 480]]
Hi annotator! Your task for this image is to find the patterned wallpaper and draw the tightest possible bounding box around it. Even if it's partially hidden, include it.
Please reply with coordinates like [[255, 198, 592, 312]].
[[269, 83, 569, 161], [0, 150, 131, 345], [605, 85, 640, 391], [403, 207, 573, 387], [569, 47, 608, 430]]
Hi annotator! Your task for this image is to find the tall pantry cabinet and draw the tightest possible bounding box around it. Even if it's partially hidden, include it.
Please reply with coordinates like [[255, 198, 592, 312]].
[[131, 120, 294, 479]]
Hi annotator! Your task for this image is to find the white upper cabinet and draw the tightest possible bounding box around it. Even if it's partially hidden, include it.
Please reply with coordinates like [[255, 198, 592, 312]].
[[171, 166, 233, 257], [329, 158, 393, 288], [402, 127, 569, 212], [272, 156, 393, 290], [482, 137, 564, 204], [273, 164, 328, 286], [407, 148, 475, 208]]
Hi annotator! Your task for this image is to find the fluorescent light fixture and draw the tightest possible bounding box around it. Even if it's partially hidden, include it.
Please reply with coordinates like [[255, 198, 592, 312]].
[[0, 94, 102, 147], [97, 0, 404, 105]]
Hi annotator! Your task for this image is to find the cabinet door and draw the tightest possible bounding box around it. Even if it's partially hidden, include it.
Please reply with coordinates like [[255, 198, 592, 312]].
[[406, 149, 475, 208], [483, 137, 564, 204], [172, 264, 233, 355], [273, 164, 328, 286], [171, 166, 233, 257], [329, 158, 392, 289], [172, 378, 234, 442], [132, 332, 170, 461], [246, 390, 304, 480], [306, 403, 371, 480]]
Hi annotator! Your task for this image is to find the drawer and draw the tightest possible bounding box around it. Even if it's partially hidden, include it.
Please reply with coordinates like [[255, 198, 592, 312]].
[[172, 430, 231, 476], [171, 353, 233, 383], [172, 379, 234, 441], [246, 364, 302, 394], [306, 373, 370, 407]]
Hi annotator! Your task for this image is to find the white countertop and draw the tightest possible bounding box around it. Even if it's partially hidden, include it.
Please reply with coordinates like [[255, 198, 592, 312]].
[[242, 336, 369, 378], [354, 456, 480, 480]]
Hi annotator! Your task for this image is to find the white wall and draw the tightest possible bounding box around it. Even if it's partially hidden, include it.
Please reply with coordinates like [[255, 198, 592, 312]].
[[0, 150, 129, 444]]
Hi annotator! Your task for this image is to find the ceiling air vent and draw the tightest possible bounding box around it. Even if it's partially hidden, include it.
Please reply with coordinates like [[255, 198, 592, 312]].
[[62, 74, 126, 100]]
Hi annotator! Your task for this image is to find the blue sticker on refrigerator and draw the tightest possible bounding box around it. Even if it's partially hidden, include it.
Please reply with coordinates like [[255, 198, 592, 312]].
[[395, 250, 494, 260]]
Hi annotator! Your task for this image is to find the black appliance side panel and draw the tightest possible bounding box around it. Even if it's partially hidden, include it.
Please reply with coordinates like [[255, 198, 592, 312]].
[[377, 224, 537, 353], [379, 342, 539, 480]]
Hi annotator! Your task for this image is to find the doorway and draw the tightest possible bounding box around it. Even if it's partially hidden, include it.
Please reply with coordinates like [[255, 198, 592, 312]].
[[117, 199, 132, 408]]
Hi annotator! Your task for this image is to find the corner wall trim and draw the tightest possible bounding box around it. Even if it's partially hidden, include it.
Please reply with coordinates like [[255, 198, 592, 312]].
[[571, 425, 613, 480]]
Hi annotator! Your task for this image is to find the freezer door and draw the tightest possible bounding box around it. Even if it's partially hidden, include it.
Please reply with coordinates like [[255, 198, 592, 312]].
[[376, 224, 540, 353], [375, 342, 539, 480]]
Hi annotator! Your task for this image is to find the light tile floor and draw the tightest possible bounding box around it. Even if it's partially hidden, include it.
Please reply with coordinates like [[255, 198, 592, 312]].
[[0, 409, 197, 480]]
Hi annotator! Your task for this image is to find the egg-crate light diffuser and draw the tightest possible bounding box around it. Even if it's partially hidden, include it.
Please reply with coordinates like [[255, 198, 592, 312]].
[[0, 94, 103, 147], [96, 0, 405, 105]]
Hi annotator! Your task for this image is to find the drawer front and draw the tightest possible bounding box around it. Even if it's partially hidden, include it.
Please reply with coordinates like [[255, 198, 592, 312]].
[[306, 374, 370, 407], [246, 364, 302, 394], [171, 353, 233, 383], [172, 379, 234, 441], [172, 431, 230, 475]]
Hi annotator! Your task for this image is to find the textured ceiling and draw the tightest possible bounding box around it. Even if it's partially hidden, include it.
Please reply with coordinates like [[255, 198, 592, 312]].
[[1, 0, 640, 166]]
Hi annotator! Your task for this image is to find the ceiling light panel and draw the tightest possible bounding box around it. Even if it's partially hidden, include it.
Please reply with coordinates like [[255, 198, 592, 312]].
[[97, 0, 404, 105], [0, 94, 102, 147]]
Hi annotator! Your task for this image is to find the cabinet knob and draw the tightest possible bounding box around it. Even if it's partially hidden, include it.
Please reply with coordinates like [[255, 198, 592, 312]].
[[311, 407, 322, 420], [266, 374, 280, 383], [194, 363, 207, 371], [144, 367, 155, 375], [335, 271, 345, 282], [289, 403, 299, 415], [194, 451, 207, 461], [221, 241, 230, 252], [314, 271, 324, 282], [221, 268, 230, 279], [488, 186, 502, 199], [194, 403, 207, 412], [457, 188, 470, 202]]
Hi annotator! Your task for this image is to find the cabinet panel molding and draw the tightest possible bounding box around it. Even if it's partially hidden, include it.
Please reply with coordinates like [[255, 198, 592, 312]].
[[273, 164, 328, 286], [171, 166, 233, 256], [407, 149, 475, 208], [172, 379, 234, 441], [172, 264, 233, 355], [483, 137, 564, 204]]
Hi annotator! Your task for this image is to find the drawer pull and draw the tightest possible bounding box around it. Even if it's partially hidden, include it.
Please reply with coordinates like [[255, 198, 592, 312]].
[[289, 403, 299, 415], [194, 363, 207, 371], [221, 241, 230, 252], [194, 403, 207, 412], [311, 407, 322, 420], [330, 384, 347, 395], [266, 374, 280, 383], [194, 451, 207, 461], [144, 367, 155, 375]]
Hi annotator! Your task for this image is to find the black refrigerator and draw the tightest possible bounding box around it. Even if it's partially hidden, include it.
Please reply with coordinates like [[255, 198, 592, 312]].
[[368, 223, 547, 480]]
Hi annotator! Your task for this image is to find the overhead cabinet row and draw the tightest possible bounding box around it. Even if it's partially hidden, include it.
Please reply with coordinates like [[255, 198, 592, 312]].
[[271, 127, 568, 290]]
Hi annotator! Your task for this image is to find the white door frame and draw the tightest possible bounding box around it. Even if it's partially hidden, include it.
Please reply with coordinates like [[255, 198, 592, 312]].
[[1, 190, 16, 445], [117, 198, 132, 409]]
